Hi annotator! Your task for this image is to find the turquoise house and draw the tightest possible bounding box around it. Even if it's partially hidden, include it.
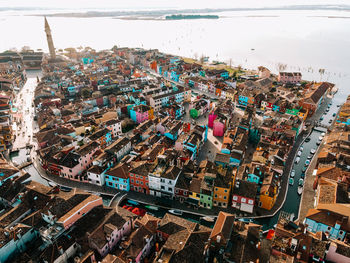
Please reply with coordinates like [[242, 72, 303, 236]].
[[104, 166, 130, 191], [304, 218, 346, 241]]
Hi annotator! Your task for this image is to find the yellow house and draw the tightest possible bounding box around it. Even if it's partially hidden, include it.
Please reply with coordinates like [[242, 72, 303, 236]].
[[298, 108, 308, 120], [188, 177, 201, 204], [259, 175, 278, 210], [213, 175, 231, 208]]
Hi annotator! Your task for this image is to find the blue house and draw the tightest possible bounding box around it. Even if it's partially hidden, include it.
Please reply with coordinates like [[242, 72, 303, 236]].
[[104, 165, 130, 191], [238, 95, 249, 106], [304, 204, 349, 241]]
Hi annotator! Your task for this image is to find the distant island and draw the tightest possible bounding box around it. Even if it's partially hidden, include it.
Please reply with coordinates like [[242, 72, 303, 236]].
[[165, 14, 219, 20]]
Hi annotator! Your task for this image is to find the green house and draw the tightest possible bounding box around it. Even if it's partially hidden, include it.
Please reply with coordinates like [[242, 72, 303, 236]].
[[200, 180, 213, 209]]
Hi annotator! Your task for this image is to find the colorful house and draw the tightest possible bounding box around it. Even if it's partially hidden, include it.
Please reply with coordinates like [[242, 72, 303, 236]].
[[213, 175, 231, 208], [129, 105, 154, 124], [231, 180, 257, 214], [105, 165, 130, 191], [129, 162, 152, 194]]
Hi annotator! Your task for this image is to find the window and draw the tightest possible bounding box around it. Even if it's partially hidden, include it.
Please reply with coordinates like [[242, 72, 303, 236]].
[[248, 199, 254, 204], [184, 191, 187, 195], [233, 196, 238, 201], [224, 196, 227, 200], [224, 189, 228, 193], [130, 174, 133, 177], [146, 183, 148, 186], [215, 194, 217, 198], [135, 175, 139, 178], [168, 180, 172, 184], [215, 188, 218, 191], [168, 187, 172, 191], [139, 176, 143, 180], [208, 197, 211, 201], [161, 186, 165, 190], [340, 230, 344, 235], [241, 198, 246, 203], [108, 182, 112, 186], [328, 226, 332, 231], [136, 180, 139, 184], [140, 181, 143, 185], [131, 179, 134, 183]]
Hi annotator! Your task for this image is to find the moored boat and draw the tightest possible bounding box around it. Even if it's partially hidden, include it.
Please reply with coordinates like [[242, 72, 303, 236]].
[[145, 205, 159, 211], [48, 181, 57, 187], [127, 200, 140, 206], [168, 209, 183, 216], [297, 186, 303, 195], [201, 216, 215, 222]]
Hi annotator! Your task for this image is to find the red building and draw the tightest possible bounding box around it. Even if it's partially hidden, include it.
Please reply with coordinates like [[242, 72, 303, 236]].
[[129, 162, 152, 194], [174, 173, 191, 203]]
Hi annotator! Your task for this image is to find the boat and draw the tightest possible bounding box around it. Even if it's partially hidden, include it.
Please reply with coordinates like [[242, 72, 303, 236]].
[[290, 170, 295, 178], [127, 200, 140, 206], [145, 205, 159, 211], [201, 216, 215, 222], [289, 178, 294, 186], [333, 113, 336, 117], [310, 149, 316, 154], [48, 181, 57, 187], [297, 186, 303, 195], [318, 136, 323, 140], [168, 209, 183, 216], [60, 185, 72, 192], [305, 160, 310, 166], [299, 178, 304, 186], [305, 137, 311, 142]]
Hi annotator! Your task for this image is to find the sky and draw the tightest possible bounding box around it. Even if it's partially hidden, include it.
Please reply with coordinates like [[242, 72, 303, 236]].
[[1, 0, 350, 10]]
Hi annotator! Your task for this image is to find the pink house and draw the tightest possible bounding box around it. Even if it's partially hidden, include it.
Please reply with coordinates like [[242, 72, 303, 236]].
[[208, 112, 217, 128], [130, 105, 154, 124], [59, 152, 85, 181], [213, 121, 225, 137], [278, 72, 302, 84], [326, 242, 350, 263], [119, 225, 155, 263], [77, 141, 100, 171], [89, 209, 134, 257]]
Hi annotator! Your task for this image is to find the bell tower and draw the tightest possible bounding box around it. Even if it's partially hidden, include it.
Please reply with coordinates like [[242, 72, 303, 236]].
[[44, 17, 56, 60]]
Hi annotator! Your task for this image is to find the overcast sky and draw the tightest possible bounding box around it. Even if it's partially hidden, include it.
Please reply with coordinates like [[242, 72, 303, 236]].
[[1, 0, 349, 9]]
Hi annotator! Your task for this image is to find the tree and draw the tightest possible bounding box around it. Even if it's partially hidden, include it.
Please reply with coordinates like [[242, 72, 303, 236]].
[[82, 88, 91, 99]]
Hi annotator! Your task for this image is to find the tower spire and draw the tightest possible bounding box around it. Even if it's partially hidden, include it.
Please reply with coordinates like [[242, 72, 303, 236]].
[[44, 16, 56, 60]]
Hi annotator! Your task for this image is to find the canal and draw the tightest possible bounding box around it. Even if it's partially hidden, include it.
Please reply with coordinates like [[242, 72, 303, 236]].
[[10, 70, 49, 186]]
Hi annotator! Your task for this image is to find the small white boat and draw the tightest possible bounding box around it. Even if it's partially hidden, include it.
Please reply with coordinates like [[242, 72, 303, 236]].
[[48, 181, 57, 187], [201, 216, 215, 222], [168, 209, 183, 216], [298, 186, 303, 195]]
